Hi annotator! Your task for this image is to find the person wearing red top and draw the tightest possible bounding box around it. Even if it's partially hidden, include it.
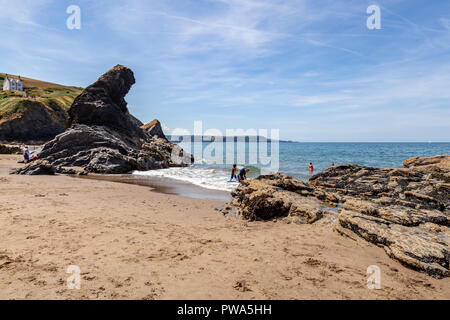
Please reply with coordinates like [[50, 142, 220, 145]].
[[230, 164, 238, 181]]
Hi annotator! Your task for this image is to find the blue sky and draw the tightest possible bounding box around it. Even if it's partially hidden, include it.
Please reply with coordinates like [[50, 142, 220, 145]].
[[1, 0, 450, 141]]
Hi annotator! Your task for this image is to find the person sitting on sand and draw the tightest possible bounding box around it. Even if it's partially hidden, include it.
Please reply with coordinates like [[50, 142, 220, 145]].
[[230, 164, 238, 181], [21, 146, 30, 163], [238, 168, 249, 182], [308, 162, 314, 173]]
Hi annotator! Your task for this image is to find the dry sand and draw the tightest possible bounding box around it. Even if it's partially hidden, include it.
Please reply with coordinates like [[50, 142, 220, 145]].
[[0, 155, 449, 300]]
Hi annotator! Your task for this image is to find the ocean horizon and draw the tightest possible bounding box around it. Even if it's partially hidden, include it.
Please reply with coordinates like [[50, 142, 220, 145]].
[[133, 141, 450, 192]]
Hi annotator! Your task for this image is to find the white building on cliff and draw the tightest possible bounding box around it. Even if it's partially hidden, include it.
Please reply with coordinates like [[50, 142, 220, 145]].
[[2, 75, 24, 91]]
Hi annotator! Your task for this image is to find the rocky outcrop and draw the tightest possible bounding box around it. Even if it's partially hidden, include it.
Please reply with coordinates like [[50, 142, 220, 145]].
[[309, 164, 448, 211], [336, 199, 449, 278], [0, 144, 21, 154], [67, 65, 145, 146], [25, 65, 192, 174], [230, 173, 333, 223], [404, 154, 450, 174], [11, 160, 76, 175], [141, 120, 167, 140], [309, 162, 449, 278], [229, 157, 450, 278], [0, 100, 69, 143]]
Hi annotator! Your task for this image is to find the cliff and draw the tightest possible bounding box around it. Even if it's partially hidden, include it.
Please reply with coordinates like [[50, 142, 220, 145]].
[[0, 73, 82, 143]]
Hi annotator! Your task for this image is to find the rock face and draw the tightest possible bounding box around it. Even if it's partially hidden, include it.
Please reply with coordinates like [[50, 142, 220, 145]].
[[337, 199, 449, 278], [11, 160, 76, 175], [309, 162, 449, 278], [0, 100, 69, 143], [27, 65, 192, 174], [67, 65, 145, 146], [141, 120, 167, 140], [230, 173, 333, 224], [0, 144, 21, 154], [309, 164, 449, 211], [229, 156, 449, 278], [404, 154, 450, 174]]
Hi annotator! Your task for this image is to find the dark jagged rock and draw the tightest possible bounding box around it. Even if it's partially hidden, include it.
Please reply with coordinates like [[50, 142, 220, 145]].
[[309, 161, 449, 278], [11, 160, 76, 175], [336, 198, 449, 278], [67, 65, 144, 144], [141, 119, 167, 140], [34, 65, 192, 174], [403, 154, 450, 174], [309, 164, 448, 211], [228, 157, 450, 278], [0, 144, 21, 154], [230, 173, 332, 223], [0, 100, 69, 143]]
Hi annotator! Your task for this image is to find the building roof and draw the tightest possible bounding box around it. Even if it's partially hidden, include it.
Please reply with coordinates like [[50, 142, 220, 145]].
[[4, 76, 22, 83]]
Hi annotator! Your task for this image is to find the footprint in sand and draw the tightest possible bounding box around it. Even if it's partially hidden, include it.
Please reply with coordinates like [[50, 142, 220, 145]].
[[233, 280, 252, 292]]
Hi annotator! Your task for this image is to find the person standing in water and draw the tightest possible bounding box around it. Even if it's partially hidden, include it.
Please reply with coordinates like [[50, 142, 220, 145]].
[[238, 168, 249, 182], [308, 162, 314, 173], [230, 164, 238, 181]]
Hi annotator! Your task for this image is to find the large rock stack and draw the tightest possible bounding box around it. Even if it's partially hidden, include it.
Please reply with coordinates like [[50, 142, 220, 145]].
[[14, 65, 192, 174]]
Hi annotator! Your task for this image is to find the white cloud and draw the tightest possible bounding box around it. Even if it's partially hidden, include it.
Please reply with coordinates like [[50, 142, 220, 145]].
[[0, 0, 49, 25], [288, 94, 351, 107], [103, 0, 287, 55], [440, 18, 450, 30], [102, 0, 364, 57], [2, 0, 450, 141]]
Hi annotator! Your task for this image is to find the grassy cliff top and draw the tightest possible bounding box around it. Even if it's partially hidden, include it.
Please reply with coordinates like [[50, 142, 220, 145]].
[[0, 73, 82, 90], [0, 73, 83, 121]]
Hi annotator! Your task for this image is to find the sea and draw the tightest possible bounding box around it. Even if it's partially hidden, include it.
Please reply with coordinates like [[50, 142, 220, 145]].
[[133, 142, 450, 192]]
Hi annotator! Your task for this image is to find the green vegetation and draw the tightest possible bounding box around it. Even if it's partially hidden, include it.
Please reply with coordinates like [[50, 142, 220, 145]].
[[0, 91, 23, 99], [0, 73, 83, 121], [41, 87, 80, 99], [0, 99, 36, 117]]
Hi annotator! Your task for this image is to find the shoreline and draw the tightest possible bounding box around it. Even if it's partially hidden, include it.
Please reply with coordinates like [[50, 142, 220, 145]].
[[1, 154, 449, 300], [76, 173, 231, 202]]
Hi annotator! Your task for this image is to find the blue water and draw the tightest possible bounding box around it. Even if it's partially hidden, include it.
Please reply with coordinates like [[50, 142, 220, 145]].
[[278, 142, 450, 181], [134, 142, 450, 191]]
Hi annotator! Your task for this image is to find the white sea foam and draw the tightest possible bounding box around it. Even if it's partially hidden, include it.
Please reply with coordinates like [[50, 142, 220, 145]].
[[132, 166, 239, 192]]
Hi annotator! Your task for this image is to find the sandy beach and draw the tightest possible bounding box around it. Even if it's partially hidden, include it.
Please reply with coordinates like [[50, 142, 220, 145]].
[[0, 154, 449, 300]]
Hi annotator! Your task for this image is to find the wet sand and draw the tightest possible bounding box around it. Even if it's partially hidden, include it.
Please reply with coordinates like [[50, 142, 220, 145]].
[[77, 174, 231, 202], [0, 155, 449, 300]]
